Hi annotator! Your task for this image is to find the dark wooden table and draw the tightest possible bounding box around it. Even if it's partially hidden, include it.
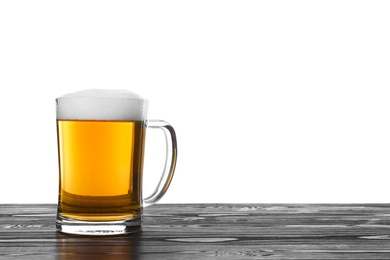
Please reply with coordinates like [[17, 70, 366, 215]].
[[1, 204, 390, 259]]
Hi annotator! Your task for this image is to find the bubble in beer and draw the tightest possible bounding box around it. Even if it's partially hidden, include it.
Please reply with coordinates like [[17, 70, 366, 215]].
[[56, 89, 148, 121]]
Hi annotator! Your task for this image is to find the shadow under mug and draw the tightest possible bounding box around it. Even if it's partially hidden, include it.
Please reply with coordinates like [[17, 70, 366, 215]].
[[55, 90, 177, 236]]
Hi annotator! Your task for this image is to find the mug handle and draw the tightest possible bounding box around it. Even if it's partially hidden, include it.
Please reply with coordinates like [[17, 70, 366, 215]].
[[143, 120, 177, 207]]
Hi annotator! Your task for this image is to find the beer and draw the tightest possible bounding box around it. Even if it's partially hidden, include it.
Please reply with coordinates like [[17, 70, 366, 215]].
[[57, 120, 146, 221], [56, 89, 177, 235]]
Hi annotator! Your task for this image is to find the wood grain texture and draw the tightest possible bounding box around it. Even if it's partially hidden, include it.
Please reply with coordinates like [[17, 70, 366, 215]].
[[1, 204, 390, 259]]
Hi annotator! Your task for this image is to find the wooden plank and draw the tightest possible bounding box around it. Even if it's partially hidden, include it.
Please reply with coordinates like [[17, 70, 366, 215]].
[[0, 204, 390, 259]]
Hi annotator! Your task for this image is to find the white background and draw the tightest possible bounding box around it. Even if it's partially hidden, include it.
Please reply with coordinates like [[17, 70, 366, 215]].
[[0, 1, 389, 203]]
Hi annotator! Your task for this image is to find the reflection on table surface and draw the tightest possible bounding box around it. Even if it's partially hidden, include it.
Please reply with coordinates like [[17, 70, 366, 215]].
[[56, 232, 141, 260]]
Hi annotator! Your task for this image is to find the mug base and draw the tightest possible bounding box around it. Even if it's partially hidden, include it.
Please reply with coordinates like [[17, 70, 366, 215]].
[[56, 215, 142, 236]]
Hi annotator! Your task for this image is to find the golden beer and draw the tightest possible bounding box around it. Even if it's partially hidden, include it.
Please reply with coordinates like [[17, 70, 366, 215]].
[[56, 89, 177, 235], [57, 120, 146, 222]]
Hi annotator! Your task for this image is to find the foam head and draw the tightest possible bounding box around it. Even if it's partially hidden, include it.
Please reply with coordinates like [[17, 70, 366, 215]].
[[56, 89, 148, 121]]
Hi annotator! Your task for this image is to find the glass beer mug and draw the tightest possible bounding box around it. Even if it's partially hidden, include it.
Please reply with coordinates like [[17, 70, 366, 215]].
[[55, 89, 177, 235]]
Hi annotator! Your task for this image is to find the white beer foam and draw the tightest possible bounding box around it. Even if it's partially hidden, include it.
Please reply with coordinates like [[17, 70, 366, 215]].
[[56, 89, 148, 121]]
